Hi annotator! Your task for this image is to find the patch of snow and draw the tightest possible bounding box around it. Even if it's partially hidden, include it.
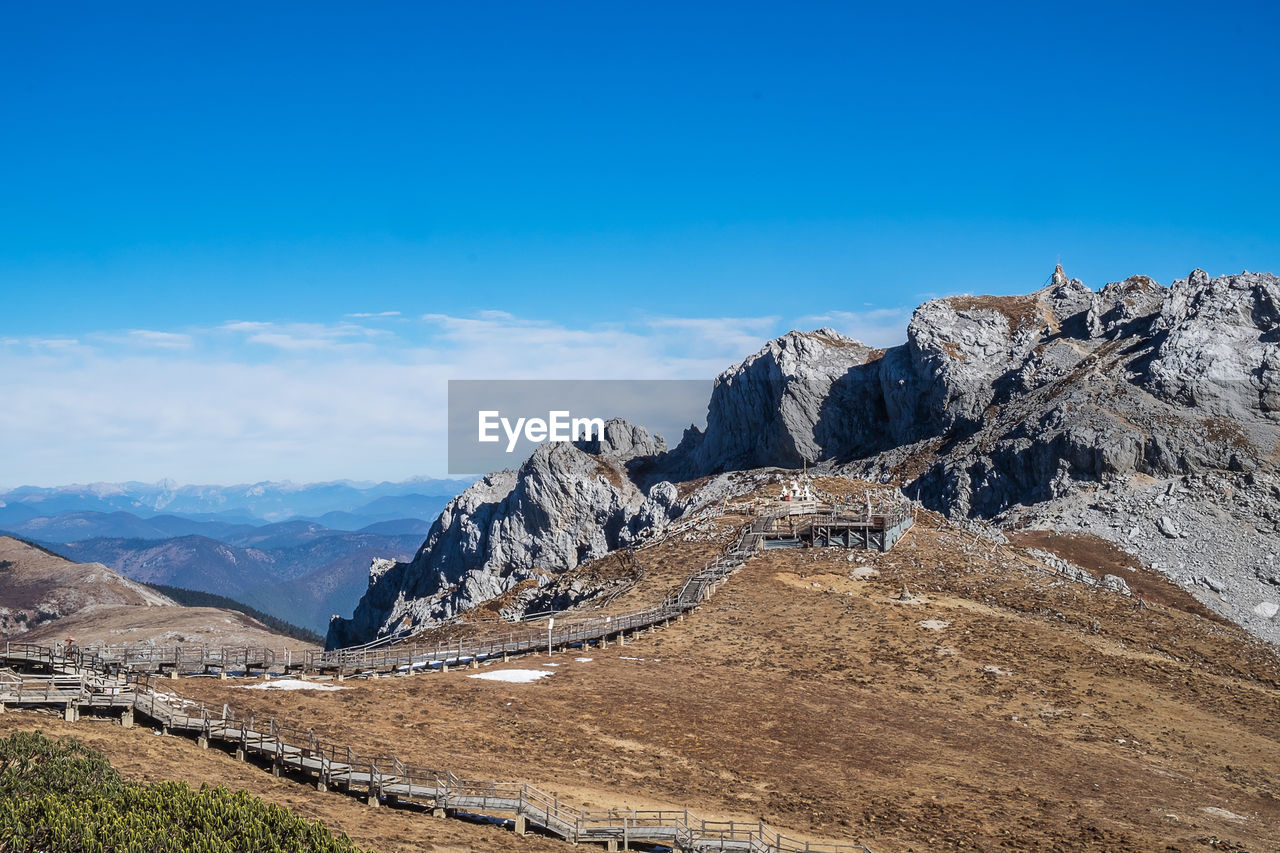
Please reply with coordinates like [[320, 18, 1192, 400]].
[[575, 657, 593, 662], [619, 656, 646, 661], [1199, 806, 1248, 822], [396, 661, 431, 672], [468, 669, 553, 684], [241, 679, 346, 692], [918, 620, 951, 631]]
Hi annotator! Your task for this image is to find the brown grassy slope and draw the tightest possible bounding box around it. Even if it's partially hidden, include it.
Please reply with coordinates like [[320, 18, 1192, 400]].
[[21, 605, 316, 650], [154, 478, 1280, 853], [0, 535, 312, 650], [940, 293, 1045, 334], [1007, 529, 1228, 623], [0, 535, 173, 613], [0, 713, 566, 853]]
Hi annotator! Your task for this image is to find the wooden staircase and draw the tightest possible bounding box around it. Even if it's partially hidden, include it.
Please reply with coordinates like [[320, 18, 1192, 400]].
[[0, 521, 873, 853]]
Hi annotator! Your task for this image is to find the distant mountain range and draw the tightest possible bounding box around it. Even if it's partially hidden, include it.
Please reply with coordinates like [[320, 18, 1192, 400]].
[[0, 476, 469, 525], [19, 525, 427, 635], [0, 536, 313, 649], [0, 510, 434, 544], [0, 476, 467, 634]]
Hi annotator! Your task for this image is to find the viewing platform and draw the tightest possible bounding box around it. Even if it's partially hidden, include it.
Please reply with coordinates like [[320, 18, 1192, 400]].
[[756, 500, 913, 553]]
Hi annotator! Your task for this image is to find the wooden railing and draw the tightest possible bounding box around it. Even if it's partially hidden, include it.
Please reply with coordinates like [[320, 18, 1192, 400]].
[[0, 521, 873, 853], [82, 644, 277, 673], [758, 507, 913, 535], [303, 547, 748, 675], [106, 687, 871, 852]]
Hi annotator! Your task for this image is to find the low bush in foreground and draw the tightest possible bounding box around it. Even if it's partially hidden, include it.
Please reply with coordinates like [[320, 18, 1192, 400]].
[[0, 731, 367, 853]]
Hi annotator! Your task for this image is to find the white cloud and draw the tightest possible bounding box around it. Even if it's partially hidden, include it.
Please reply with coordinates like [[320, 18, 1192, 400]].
[[345, 310, 402, 318], [0, 352, 450, 487], [0, 314, 733, 485], [0, 308, 906, 486], [416, 312, 749, 380], [218, 320, 392, 352], [23, 337, 84, 351], [123, 330, 194, 349], [644, 316, 779, 358]]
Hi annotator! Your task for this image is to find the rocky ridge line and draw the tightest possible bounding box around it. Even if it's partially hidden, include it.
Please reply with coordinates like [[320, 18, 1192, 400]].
[[330, 268, 1280, 647]]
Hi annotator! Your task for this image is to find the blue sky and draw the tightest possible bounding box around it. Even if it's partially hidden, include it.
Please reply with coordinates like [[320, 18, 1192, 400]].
[[2, 2, 1278, 486]]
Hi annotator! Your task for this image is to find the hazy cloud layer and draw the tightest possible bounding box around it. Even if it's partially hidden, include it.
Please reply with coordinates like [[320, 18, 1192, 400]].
[[0, 308, 909, 486]]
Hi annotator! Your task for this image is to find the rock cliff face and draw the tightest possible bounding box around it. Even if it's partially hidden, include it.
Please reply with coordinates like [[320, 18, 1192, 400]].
[[327, 422, 680, 647], [678, 329, 889, 472], [671, 275, 1100, 471], [898, 271, 1280, 519], [854, 269, 1280, 642], [332, 268, 1280, 648]]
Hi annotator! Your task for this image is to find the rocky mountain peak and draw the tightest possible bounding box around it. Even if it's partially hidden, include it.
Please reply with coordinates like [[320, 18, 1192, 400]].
[[573, 418, 667, 461], [1052, 262, 1067, 287], [677, 327, 886, 475], [1145, 270, 1280, 416], [327, 423, 682, 647], [334, 267, 1280, 648]]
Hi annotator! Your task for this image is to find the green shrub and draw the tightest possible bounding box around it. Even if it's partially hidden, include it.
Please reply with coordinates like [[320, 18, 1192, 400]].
[[0, 732, 368, 853], [0, 731, 122, 800]]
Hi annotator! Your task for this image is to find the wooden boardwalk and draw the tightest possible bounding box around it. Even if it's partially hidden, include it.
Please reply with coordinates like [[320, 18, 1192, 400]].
[[120, 686, 871, 853], [758, 506, 912, 552], [86, 644, 278, 675], [301, 552, 743, 677], [0, 517, 875, 853]]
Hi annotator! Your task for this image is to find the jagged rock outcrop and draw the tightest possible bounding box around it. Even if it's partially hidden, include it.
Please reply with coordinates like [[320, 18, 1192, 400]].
[[1144, 270, 1280, 417], [678, 329, 889, 473], [665, 269, 1277, 513], [848, 269, 1280, 642], [327, 423, 681, 647], [897, 271, 1280, 515], [335, 267, 1280, 647], [575, 419, 668, 460], [670, 271, 1123, 472]]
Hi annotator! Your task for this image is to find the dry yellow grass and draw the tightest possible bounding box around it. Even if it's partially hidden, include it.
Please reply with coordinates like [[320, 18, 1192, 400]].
[[5, 477, 1280, 852]]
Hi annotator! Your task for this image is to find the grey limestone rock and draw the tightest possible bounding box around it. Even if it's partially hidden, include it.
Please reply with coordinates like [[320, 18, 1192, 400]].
[[1157, 516, 1182, 539], [680, 328, 888, 474], [1144, 270, 1280, 417], [327, 425, 680, 647], [336, 267, 1280, 648], [1101, 574, 1132, 596], [574, 418, 668, 461]]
